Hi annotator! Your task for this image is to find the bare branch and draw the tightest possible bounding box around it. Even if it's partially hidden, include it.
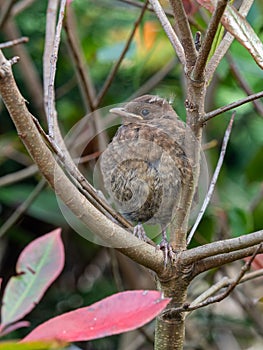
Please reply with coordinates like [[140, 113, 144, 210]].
[[0, 164, 38, 187], [12, 0, 37, 16], [0, 180, 46, 238], [191, 0, 228, 82], [119, 0, 203, 30], [45, 0, 66, 139], [187, 113, 234, 245], [43, 0, 59, 119], [148, 0, 186, 65], [206, 0, 254, 82], [168, 0, 197, 68], [2, 20, 44, 118], [227, 54, 263, 117], [63, 8, 96, 111], [94, 1, 149, 107], [202, 90, 263, 123], [169, 244, 262, 315], [0, 37, 28, 49], [182, 229, 263, 265], [193, 244, 263, 276], [0, 0, 16, 29]]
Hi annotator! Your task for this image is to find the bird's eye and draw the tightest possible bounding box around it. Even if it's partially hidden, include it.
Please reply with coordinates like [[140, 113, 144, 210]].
[[141, 109, 150, 117]]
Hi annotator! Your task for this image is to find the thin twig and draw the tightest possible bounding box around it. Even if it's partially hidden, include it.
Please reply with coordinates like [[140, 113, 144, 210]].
[[43, 0, 59, 119], [191, 0, 228, 82], [148, 0, 185, 65], [227, 53, 263, 117], [2, 20, 44, 118], [187, 113, 235, 245], [94, 1, 149, 107], [165, 243, 262, 315], [0, 180, 46, 238], [0, 0, 16, 29], [118, 0, 203, 30], [12, 0, 36, 16], [186, 267, 263, 317], [46, 0, 67, 139], [202, 90, 263, 123], [0, 37, 28, 49], [63, 7, 96, 111], [0, 165, 38, 187]]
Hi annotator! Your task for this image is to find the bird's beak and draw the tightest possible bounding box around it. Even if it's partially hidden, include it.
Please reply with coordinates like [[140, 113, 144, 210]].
[[109, 107, 143, 120]]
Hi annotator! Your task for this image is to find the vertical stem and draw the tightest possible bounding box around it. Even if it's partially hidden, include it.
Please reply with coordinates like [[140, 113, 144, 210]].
[[154, 278, 189, 350], [155, 316, 185, 350]]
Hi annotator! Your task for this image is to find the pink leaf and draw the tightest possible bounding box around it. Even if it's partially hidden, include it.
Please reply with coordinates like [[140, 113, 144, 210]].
[[1, 229, 64, 327], [22, 290, 170, 342], [0, 321, 30, 337]]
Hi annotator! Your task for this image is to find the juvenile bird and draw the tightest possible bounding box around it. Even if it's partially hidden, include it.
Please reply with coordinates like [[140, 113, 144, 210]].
[[100, 95, 194, 264]]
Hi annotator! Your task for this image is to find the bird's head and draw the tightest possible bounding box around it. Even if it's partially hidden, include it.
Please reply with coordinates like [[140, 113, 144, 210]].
[[109, 95, 177, 123]]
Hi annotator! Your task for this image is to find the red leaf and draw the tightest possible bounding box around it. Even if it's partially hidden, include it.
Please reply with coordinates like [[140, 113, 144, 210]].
[[22, 290, 170, 342], [1, 229, 64, 327], [0, 321, 30, 337]]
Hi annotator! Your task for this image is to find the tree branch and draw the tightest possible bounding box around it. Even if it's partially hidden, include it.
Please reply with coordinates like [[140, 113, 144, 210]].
[[168, 0, 196, 68], [181, 229, 263, 264], [227, 53, 263, 117], [0, 0, 16, 29], [0, 180, 46, 238], [191, 0, 228, 82], [202, 90, 263, 123], [0, 37, 28, 49], [63, 7, 96, 112], [45, 0, 66, 139], [0, 164, 38, 187], [192, 244, 263, 277], [206, 0, 254, 82], [187, 113, 234, 245]]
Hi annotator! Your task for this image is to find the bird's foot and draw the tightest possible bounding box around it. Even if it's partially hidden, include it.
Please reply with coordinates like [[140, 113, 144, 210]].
[[156, 230, 175, 268], [133, 223, 148, 242]]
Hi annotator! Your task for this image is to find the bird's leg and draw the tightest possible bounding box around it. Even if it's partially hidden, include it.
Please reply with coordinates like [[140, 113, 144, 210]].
[[133, 222, 148, 241], [157, 227, 175, 267]]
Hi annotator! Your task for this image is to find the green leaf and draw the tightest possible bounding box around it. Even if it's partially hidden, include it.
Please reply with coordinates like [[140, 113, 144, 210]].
[[245, 145, 263, 183], [229, 207, 253, 236], [0, 341, 67, 350]]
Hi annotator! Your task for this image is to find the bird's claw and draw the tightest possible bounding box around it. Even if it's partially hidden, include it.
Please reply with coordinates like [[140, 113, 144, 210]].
[[133, 223, 148, 241], [156, 239, 175, 268]]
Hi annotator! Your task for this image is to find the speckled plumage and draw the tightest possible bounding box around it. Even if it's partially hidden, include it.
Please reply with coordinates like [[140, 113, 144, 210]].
[[100, 95, 194, 230]]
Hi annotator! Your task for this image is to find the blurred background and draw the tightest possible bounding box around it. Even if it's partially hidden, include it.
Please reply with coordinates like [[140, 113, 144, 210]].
[[0, 0, 263, 349]]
